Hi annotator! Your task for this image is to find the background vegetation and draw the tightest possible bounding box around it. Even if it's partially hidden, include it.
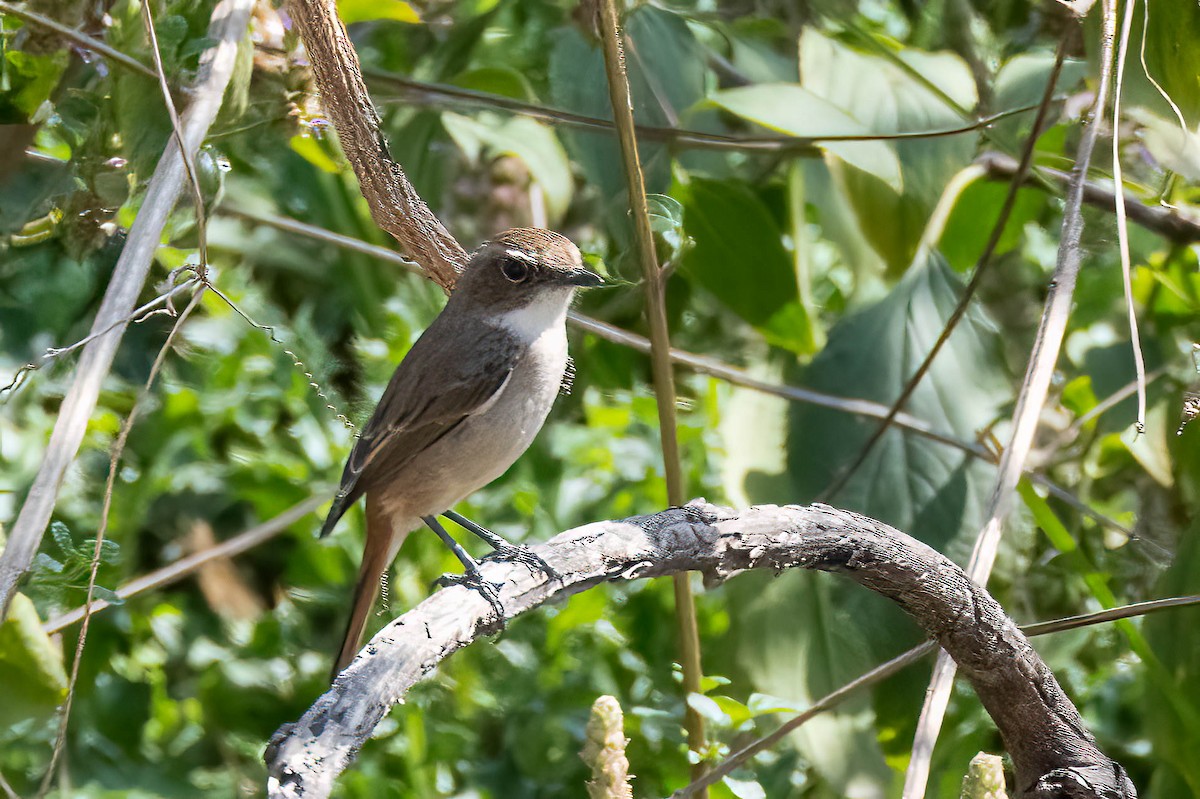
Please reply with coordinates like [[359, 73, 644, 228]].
[[2, 0, 1199, 796]]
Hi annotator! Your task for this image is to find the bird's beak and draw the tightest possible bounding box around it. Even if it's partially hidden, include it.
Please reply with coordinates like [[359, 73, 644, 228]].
[[565, 267, 605, 288]]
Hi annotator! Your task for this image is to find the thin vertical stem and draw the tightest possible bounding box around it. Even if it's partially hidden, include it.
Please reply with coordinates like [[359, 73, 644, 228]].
[[594, 0, 707, 787], [901, 5, 1120, 795]]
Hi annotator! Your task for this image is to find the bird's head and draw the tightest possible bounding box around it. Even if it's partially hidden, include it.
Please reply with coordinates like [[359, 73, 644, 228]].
[[453, 229, 603, 323]]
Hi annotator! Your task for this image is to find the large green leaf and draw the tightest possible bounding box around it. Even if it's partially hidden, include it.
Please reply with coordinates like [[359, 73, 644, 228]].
[[549, 6, 707, 240], [1138, 0, 1200, 122], [677, 177, 814, 353], [722, 250, 1009, 796], [710, 84, 902, 192], [0, 593, 67, 727], [786, 248, 1006, 550], [728, 571, 893, 797], [799, 31, 978, 272]]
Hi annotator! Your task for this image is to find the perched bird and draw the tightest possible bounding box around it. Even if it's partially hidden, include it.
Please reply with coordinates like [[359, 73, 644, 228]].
[[321, 228, 602, 677]]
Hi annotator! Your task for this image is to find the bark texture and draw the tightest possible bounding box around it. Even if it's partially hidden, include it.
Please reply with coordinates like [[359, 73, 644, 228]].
[[265, 502, 1136, 799]]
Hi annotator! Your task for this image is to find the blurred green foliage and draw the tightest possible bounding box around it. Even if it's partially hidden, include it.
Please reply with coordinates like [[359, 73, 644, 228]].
[[2, 0, 1200, 797]]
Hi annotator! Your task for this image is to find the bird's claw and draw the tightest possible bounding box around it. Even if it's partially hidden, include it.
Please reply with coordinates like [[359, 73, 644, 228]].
[[486, 543, 559, 582], [435, 568, 507, 628]]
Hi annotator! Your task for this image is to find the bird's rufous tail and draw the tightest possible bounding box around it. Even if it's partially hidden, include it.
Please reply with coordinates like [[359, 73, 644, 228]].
[[330, 497, 410, 681]]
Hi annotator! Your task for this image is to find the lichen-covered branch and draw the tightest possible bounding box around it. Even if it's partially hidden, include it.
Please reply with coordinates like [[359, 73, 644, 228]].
[[265, 502, 1135, 799]]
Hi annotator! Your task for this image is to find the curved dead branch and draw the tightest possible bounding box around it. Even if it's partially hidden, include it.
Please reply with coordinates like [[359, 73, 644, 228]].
[[265, 502, 1136, 799]]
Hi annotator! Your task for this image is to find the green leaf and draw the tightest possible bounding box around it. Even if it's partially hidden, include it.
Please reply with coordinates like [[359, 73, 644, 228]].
[[710, 84, 903, 192], [337, 0, 420, 24], [798, 31, 977, 271], [678, 178, 811, 353], [289, 133, 342, 174], [0, 593, 67, 727], [647, 193, 689, 268], [450, 66, 534, 101], [723, 776, 766, 799], [91, 585, 126, 606], [1140, 0, 1200, 122], [2, 48, 69, 119], [441, 113, 573, 223], [549, 5, 707, 237], [993, 53, 1088, 115], [50, 520, 74, 556], [686, 692, 729, 726], [1129, 107, 1200, 182], [938, 178, 1045, 272], [1145, 517, 1200, 793], [727, 570, 892, 795], [32, 553, 64, 574], [785, 249, 1007, 550]]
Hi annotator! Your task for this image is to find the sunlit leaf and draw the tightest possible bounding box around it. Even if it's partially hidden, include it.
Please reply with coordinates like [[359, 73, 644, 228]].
[[0, 593, 67, 728], [338, 0, 420, 24], [710, 84, 903, 192], [442, 112, 574, 223], [799, 31, 977, 271]]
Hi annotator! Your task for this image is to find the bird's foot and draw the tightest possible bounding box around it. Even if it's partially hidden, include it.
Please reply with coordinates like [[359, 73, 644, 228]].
[[434, 567, 507, 628], [487, 543, 560, 583], [441, 509, 559, 583]]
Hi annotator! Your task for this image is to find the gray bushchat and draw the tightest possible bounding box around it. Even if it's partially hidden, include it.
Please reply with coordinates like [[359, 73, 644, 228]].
[[321, 228, 602, 677]]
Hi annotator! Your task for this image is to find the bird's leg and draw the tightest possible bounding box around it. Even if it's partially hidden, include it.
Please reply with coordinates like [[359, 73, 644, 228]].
[[441, 509, 559, 582], [422, 516, 505, 624]]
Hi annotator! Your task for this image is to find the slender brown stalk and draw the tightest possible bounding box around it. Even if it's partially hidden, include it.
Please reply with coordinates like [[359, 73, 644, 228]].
[[363, 69, 1048, 152], [38, 290, 206, 797], [593, 0, 706, 785]]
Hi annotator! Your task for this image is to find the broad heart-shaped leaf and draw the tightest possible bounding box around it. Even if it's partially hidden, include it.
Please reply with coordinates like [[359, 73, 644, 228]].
[[442, 112, 574, 223], [799, 31, 978, 273], [786, 249, 1006, 550], [0, 593, 67, 728], [677, 178, 815, 353], [709, 84, 903, 192], [722, 251, 1008, 796], [549, 6, 707, 241]]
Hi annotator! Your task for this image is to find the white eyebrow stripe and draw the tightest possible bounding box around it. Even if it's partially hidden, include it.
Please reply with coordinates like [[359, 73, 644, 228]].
[[502, 247, 537, 262]]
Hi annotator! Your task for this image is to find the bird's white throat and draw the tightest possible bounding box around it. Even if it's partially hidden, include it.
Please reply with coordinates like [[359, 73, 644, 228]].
[[495, 287, 573, 343]]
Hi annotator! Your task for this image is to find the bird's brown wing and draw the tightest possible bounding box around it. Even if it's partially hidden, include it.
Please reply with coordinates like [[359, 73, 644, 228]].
[[320, 318, 520, 537]]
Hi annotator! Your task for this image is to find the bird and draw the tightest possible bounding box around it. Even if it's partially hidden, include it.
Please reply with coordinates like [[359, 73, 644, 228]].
[[320, 227, 603, 678]]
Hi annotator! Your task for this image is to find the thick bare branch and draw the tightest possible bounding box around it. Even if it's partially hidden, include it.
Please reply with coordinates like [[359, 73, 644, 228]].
[[287, 0, 467, 290], [265, 502, 1135, 799]]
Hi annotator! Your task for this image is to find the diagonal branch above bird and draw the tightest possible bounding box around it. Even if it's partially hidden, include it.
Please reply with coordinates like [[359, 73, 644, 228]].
[[319, 228, 604, 678]]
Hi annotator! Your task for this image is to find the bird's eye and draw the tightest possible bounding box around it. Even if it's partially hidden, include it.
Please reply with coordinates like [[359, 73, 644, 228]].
[[500, 257, 530, 283]]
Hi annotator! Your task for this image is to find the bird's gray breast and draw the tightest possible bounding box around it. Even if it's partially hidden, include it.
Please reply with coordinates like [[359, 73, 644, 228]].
[[458, 321, 568, 474], [399, 322, 567, 520]]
